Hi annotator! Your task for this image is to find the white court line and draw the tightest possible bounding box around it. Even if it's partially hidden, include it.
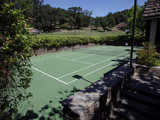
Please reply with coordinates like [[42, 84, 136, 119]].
[[85, 55, 129, 77], [58, 52, 127, 79], [67, 55, 129, 84], [67, 62, 115, 84], [84, 62, 114, 77], [55, 55, 92, 65], [32, 66, 69, 86]]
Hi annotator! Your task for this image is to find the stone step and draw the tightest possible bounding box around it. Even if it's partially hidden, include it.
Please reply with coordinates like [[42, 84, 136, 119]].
[[127, 83, 160, 99], [113, 106, 151, 120], [120, 98, 160, 119], [122, 91, 160, 109]]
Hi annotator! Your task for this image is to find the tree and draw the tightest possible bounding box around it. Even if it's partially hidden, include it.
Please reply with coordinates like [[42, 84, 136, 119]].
[[32, 0, 44, 28], [68, 7, 83, 29], [0, 1, 32, 119], [93, 10, 129, 31], [127, 5, 145, 35], [38, 4, 58, 31], [93, 17, 101, 30], [82, 10, 92, 27], [57, 8, 68, 26], [99, 17, 108, 31]]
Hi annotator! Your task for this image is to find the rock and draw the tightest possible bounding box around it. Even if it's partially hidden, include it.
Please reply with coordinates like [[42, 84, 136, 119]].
[[149, 66, 160, 77]]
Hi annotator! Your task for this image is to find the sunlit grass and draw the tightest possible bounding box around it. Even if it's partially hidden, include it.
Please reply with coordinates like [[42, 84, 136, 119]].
[[37, 29, 125, 38]]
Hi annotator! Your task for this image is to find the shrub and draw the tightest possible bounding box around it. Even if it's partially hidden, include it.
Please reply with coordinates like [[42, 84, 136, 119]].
[[137, 42, 160, 67], [0, 2, 32, 119], [30, 33, 144, 54], [34, 34, 137, 49]]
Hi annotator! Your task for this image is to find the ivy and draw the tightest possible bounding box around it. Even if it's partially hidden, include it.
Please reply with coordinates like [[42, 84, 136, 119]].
[[0, 2, 32, 119]]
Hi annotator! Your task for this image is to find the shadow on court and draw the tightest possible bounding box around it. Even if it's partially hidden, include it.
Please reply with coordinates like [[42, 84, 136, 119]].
[[14, 57, 129, 120], [112, 58, 129, 66], [125, 49, 137, 52], [72, 75, 93, 84], [14, 87, 79, 120]]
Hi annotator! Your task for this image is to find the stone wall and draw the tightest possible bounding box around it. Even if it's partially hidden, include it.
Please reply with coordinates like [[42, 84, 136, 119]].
[[62, 63, 131, 120], [33, 43, 96, 56]]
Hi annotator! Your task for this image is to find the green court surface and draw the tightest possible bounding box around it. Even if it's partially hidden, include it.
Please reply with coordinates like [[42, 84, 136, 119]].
[[19, 45, 133, 119]]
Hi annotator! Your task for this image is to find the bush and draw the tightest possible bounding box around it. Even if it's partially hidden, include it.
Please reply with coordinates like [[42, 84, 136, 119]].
[[0, 2, 32, 119], [137, 42, 160, 67], [31, 34, 144, 51]]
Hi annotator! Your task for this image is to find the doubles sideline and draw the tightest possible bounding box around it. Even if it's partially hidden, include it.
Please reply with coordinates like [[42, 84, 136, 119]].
[[67, 61, 116, 84], [32, 66, 70, 86], [32, 52, 128, 86], [67, 54, 129, 84], [58, 52, 127, 79]]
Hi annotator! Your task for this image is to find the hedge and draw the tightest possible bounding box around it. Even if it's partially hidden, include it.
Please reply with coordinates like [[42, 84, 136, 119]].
[[31, 34, 145, 51]]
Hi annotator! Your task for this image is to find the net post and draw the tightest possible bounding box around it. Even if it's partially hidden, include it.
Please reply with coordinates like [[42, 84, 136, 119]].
[[130, 0, 137, 72]]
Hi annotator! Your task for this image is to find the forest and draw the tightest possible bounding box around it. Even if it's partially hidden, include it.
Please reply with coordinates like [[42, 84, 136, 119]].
[[2, 0, 144, 33]]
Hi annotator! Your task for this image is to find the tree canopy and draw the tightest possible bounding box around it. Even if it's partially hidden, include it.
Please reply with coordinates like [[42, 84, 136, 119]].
[[7, 0, 145, 34], [127, 5, 145, 35]]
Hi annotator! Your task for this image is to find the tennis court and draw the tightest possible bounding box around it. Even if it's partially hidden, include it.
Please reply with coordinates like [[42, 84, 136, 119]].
[[20, 45, 133, 118]]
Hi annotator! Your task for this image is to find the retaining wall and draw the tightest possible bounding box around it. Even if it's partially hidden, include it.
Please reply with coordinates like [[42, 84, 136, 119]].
[[62, 63, 131, 120]]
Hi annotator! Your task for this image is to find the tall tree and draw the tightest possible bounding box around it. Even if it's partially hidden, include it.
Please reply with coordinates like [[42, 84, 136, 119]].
[[127, 5, 145, 35], [93, 17, 101, 29], [99, 17, 108, 31], [32, 0, 44, 28], [68, 7, 83, 29], [82, 10, 92, 27]]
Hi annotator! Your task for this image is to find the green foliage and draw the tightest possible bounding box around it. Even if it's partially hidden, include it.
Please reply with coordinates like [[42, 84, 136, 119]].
[[137, 42, 160, 67], [11, 0, 145, 34], [127, 6, 145, 36], [31, 4, 92, 31], [93, 10, 129, 30], [99, 17, 108, 31], [30, 32, 143, 51], [0, 2, 32, 119], [93, 17, 101, 29], [67, 7, 92, 29]]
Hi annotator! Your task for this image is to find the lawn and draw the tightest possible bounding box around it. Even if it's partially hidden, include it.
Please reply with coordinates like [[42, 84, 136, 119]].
[[37, 29, 125, 38]]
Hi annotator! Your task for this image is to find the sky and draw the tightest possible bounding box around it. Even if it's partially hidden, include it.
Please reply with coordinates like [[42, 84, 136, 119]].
[[43, 0, 147, 17]]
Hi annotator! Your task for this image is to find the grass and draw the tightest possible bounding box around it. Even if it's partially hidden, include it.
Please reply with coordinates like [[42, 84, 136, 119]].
[[37, 29, 125, 38]]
